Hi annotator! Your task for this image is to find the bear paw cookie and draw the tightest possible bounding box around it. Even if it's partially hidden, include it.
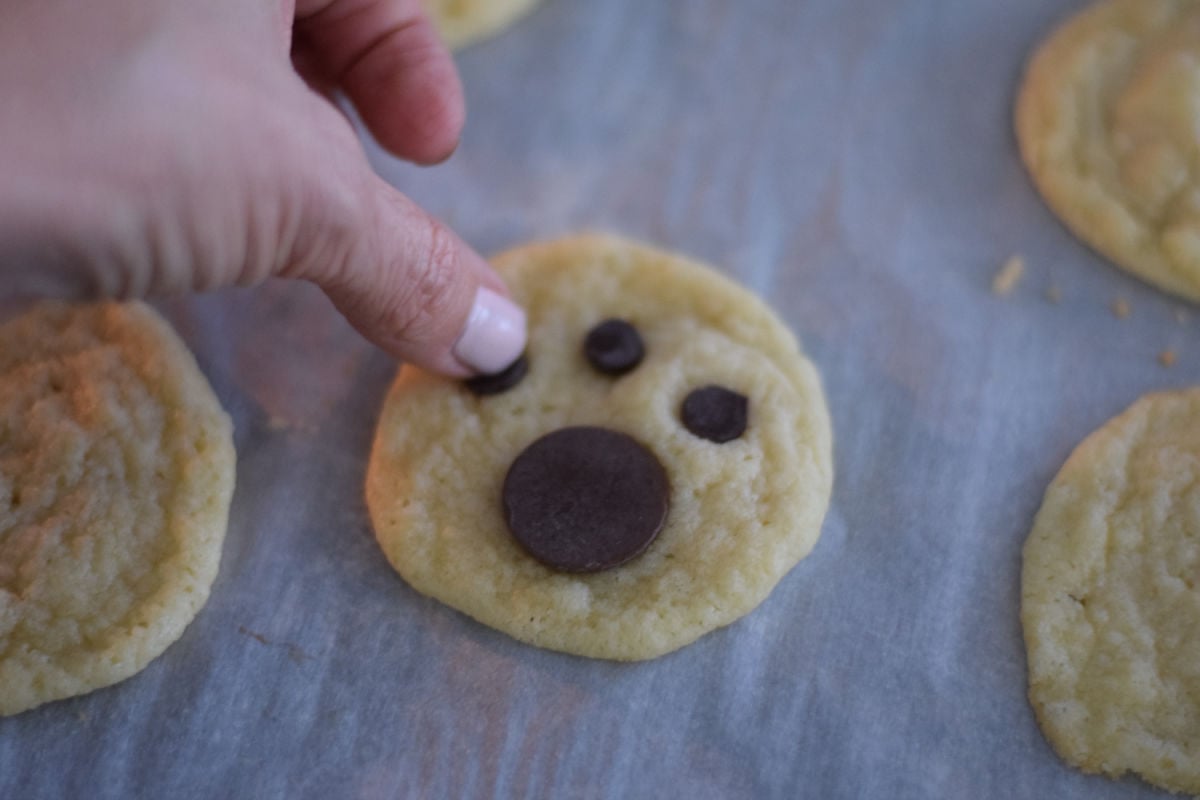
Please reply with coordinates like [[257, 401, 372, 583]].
[[366, 234, 833, 661]]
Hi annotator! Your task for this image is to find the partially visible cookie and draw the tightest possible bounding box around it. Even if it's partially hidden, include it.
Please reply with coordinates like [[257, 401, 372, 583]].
[[0, 301, 235, 716], [425, 0, 542, 50], [366, 234, 833, 661], [1016, 0, 1200, 302], [1022, 389, 1200, 794]]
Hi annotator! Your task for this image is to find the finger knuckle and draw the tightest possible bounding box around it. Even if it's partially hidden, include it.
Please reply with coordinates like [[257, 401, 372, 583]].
[[389, 220, 462, 342]]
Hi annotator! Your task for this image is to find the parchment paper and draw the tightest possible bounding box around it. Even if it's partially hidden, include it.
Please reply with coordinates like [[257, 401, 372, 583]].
[[1, 1, 1190, 797]]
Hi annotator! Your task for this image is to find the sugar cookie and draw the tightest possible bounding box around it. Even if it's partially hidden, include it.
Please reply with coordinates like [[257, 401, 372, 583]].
[[1017, 0, 1200, 301], [366, 234, 833, 660], [1023, 389, 1200, 793], [0, 302, 235, 716], [425, 0, 542, 50]]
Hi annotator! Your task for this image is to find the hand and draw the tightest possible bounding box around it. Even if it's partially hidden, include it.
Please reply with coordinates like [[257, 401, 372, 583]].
[[0, 0, 526, 376]]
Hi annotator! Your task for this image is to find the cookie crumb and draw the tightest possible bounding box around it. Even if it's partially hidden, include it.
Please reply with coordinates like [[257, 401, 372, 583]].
[[1159, 349, 1177, 368], [991, 255, 1025, 296], [1045, 285, 1062, 304], [1111, 297, 1131, 319]]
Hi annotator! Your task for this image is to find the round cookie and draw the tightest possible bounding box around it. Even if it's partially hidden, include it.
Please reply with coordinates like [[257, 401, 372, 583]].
[[424, 0, 542, 51], [1016, 0, 1200, 302], [0, 301, 235, 716], [1022, 389, 1200, 794], [366, 234, 833, 661]]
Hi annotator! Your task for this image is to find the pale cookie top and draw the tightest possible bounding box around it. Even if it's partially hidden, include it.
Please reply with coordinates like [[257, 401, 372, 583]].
[[425, 0, 542, 50], [0, 302, 235, 716], [367, 234, 833, 661], [1022, 389, 1200, 795], [1016, 0, 1200, 302]]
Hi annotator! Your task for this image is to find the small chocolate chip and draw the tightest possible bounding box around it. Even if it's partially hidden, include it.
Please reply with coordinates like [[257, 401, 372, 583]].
[[464, 354, 528, 396], [584, 319, 644, 375], [502, 426, 670, 573], [680, 385, 748, 443]]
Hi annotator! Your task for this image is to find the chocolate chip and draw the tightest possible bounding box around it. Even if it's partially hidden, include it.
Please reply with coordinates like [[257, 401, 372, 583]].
[[502, 426, 670, 573], [584, 319, 644, 375], [463, 354, 528, 396], [680, 385, 748, 443]]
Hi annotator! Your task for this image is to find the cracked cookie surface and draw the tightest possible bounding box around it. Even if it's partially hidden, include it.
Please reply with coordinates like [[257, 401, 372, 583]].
[[366, 234, 833, 660], [1016, 0, 1200, 301], [0, 301, 234, 716], [1022, 389, 1200, 794]]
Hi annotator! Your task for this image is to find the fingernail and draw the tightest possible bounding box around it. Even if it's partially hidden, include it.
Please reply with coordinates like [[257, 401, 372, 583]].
[[453, 287, 527, 374]]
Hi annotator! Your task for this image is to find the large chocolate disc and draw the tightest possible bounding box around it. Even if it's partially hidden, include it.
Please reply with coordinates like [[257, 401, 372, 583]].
[[502, 426, 670, 573]]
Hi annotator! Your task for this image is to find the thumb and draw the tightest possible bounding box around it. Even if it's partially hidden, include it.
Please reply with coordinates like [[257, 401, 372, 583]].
[[301, 174, 526, 376]]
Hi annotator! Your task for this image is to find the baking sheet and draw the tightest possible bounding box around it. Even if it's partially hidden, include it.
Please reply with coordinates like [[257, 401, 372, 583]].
[[0, 1, 1192, 797]]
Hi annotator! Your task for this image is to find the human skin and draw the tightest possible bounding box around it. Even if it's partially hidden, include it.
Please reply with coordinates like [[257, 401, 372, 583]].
[[0, 0, 526, 376]]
